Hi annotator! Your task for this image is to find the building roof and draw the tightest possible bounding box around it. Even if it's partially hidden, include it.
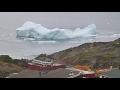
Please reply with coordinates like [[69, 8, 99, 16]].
[[8, 67, 94, 78], [8, 68, 80, 78], [101, 70, 120, 78], [41, 68, 80, 78], [8, 69, 40, 78]]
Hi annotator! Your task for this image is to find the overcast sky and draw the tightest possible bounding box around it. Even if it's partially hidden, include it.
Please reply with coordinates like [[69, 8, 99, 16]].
[[0, 12, 120, 31]]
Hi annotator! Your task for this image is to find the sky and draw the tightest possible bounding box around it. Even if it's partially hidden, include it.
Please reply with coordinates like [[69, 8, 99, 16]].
[[0, 12, 120, 31]]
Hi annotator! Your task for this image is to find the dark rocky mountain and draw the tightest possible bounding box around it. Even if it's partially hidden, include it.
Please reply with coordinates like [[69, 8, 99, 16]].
[[36, 38, 120, 70]]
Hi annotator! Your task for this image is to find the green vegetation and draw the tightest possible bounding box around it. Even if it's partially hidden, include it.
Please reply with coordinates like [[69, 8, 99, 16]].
[[0, 55, 13, 63]]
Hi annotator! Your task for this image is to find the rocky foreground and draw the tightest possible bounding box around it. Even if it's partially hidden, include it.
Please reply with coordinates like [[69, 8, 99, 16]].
[[0, 55, 28, 78], [36, 38, 120, 70]]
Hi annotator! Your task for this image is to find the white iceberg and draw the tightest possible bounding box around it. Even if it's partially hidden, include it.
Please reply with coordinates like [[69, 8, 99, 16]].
[[16, 21, 97, 40]]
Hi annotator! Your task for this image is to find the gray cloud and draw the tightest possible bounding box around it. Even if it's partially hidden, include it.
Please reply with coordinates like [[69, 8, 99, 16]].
[[0, 12, 120, 31]]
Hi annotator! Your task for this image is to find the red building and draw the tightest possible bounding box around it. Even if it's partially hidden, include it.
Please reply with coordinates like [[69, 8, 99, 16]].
[[27, 60, 95, 78], [27, 62, 66, 71]]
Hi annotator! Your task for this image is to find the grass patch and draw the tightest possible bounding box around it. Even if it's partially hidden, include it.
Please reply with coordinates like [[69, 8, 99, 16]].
[[0, 55, 13, 63]]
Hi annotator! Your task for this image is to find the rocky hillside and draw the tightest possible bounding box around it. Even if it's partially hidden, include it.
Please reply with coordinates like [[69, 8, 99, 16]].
[[0, 55, 28, 78], [36, 38, 120, 70]]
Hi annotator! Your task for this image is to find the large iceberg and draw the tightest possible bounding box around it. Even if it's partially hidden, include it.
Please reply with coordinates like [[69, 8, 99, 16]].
[[16, 21, 97, 40]]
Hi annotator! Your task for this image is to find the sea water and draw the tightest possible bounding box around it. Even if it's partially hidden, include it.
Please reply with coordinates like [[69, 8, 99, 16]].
[[0, 12, 120, 59]]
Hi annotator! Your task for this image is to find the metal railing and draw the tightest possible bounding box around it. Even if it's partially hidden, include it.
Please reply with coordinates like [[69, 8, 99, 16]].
[[32, 59, 52, 66]]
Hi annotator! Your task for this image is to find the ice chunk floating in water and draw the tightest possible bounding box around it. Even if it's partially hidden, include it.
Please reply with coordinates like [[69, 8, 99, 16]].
[[16, 21, 97, 40]]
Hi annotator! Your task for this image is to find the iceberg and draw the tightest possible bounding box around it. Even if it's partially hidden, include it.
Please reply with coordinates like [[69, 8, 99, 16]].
[[16, 21, 97, 40]]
